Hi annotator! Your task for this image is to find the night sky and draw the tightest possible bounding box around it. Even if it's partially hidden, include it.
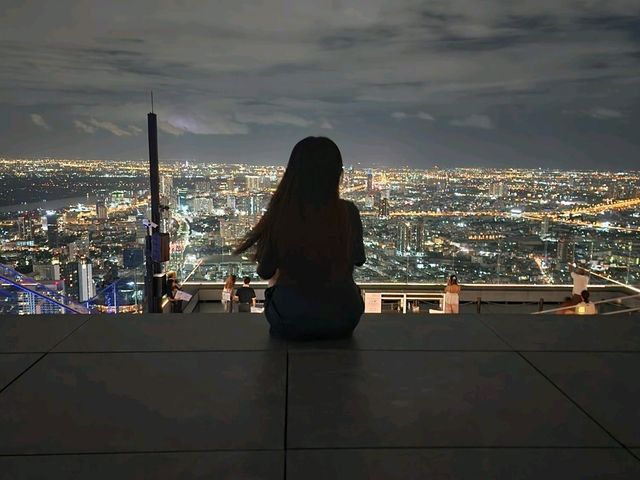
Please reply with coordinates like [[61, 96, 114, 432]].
[[1, 1, 639, 169]]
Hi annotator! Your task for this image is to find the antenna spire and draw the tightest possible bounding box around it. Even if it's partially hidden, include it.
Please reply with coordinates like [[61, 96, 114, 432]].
[[150, 91, 154, 113]]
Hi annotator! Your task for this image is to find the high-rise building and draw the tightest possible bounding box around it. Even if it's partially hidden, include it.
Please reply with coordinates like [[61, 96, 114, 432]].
[[396, 223, 410, 256], [191, 196, 213, 215], [177, 188, 188, 210], [364, 195, 375, 209], [378, 198, 390, 218], [194, 179, 210, 194], [17, 216, 31, 240], [246, 175, 261, 192], [541, 216, 550, 237], [160, 175, 174, 207], [32, 263, 61, 281], [62, 261, 79, 300], [248, 196, 260, 216], [110, 190, 132, 205], [489, 182, 508, 197], [227, 195, 236, 210], [77, 259, 95, 303], [45, 213, 59, 248], [96, 201, 108, 220], [366, 170, 374, 193], [415, 218, 425, 254], [557, 237, 574, 264]]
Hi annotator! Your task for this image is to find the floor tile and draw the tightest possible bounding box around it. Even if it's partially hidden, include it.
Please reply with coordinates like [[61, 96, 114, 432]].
[[287, 351, 614, 448], [0, 315, 86, 352], [0, 450, 283, 480], [0, 354, 40, 390], [0, 351, 285, 454], [54, 314, 283, 352], [287, 314, 509, 351], [524, 352, 640, 447], [481, 316, 640, 351], [287, 448, 640, 480]]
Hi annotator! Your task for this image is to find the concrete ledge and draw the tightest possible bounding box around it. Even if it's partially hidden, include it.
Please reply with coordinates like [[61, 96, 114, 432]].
[[0, 313, 638, 478]]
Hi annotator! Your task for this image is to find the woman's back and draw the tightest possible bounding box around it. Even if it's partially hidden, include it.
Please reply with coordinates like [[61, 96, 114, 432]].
[[235, 137, 366, 339], [257, 199, 365, 286]]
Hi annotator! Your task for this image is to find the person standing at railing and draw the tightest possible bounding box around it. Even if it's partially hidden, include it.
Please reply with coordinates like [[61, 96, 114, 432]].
[[443, 274, 461, 314], [234, 277, 256, 313], [569, 263, 590, 304], [167, 278, 183, 313], [222, 274, 236, 312], [234, 137, 366, 340]]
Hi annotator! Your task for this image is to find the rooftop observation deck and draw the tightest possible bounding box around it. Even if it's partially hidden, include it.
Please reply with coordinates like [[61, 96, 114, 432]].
[[1, 312, 640, 478]]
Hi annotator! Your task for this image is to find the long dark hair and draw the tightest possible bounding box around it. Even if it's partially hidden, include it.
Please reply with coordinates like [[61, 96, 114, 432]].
[[235, 137, 351, 279]]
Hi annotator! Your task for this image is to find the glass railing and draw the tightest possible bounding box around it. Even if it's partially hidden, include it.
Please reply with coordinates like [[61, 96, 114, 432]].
[[0, 264, 90, 314]]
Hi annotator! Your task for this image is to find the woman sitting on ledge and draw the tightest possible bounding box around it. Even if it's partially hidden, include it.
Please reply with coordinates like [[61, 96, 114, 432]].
[[235, 137, 366, 340]]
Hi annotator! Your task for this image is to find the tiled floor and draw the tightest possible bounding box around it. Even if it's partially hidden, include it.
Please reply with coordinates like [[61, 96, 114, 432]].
[[0, 313, 639, 479]]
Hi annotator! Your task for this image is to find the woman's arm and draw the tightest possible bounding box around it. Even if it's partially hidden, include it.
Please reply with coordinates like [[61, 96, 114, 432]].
[[348, 201, 366, 267]]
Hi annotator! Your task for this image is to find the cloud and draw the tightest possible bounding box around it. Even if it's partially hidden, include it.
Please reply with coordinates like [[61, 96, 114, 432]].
[[74, 119, 96, 133], [589, 107, 623, 119], [320, 119, 334, 129], [88, 118, 131, 136], [450, 114, 494, 129], [416, 111, 435, 121], [1, 1, 639, 168], [159, 120, 186, 136], [159, 115, 249, 135], [30, 113, 51, 130], [235, 112, 312, 127], [391, 111, 435, 121], [128, 125, 143, 135]]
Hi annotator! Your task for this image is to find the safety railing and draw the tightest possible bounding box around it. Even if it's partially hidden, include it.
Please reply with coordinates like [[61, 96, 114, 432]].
[[0, 263, 90, 314], [533, 293, 640, 315]]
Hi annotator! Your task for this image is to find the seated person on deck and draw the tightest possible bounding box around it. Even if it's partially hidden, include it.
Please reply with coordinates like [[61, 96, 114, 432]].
[[234, 136, 366, 340]]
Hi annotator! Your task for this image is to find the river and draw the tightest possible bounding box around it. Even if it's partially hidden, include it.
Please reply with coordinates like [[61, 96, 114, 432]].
[[0, 194, 96, 213]]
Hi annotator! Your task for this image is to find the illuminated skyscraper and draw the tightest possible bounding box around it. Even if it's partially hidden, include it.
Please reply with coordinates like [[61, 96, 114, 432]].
[[17, 215, 34, 240], [177, 188, 188, 210], [541, 216, 550, 237], [77, 259, 95, 303], [396, 223, 410, 256], [160, 175, 174, 207], [96, 201, 108, 220], [246, 175, 261, 192], [557, 236, 574, 264], [366, 170, 374, 193], [415, 218, 425, 254], [378, 198, 390, 218]]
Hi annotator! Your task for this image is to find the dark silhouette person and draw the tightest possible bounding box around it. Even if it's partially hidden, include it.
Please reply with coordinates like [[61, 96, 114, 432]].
[[235, 136, 366, 339], [234, 276, 256, 313], [167, 278, 183, 313]]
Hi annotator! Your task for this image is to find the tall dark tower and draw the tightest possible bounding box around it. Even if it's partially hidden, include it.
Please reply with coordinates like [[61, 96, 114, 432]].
[[46, 213, 59, 248], [145, 102, 165, 313]]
